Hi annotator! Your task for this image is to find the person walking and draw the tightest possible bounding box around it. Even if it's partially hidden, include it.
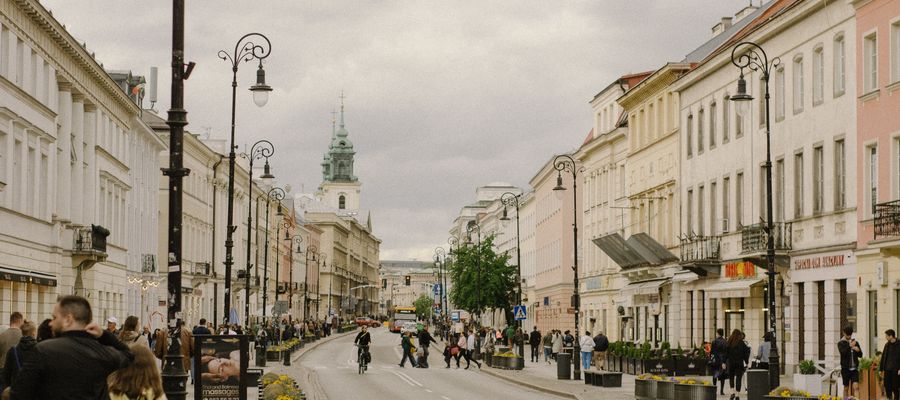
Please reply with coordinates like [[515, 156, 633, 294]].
[[578, 331, 594, 372], [592, 331, 609, 370], [1, 321, 36, 391], [551, 329, 563, 362], [152, 320, 194, 377], [450, 333, 462, 368], [192, 318, 212, 335], [711, 328, 728, 395], [542, 331, 553, 364], [8, 295, 134, 399], [838, 326, 863, 400], [513, 328, 525, 358], [755, 332, 773, 370], [118, 316, 150, 348], [0, 311, 23, 389], [107, 344, 166, 400], [417, 325, 435, 368], [881, 329, 900, 400], [399, 331, 417, 368], [528, 327, 542, 363], [722, 329, 750, 400], [505, 325, 516, 347], [465, 330, 481, 369]]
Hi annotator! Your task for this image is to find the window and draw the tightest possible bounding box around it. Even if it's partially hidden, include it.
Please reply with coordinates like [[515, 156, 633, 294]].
[[687, 189, 694, 235], [339, 195, 346, 210], [868, 145, 878, 216], [813, 146, 824, 214], [793, 56, 804, 114], [813, 47, 824, 104], [723, 177, 731, 232], [835, 139, 846, 210], [686, 114, 693, 158], [794, 152, 804, 218], [775, 67, 785, 120], [893, 22, 900, 83], [710, 182, 717, 234], [759, 75, 768, 127], [736, 172, 744, 228], [776, 159, 785, 221], [722, 95, 730, 143], [834, 34, 846, 96], [864, 33, 878, 93], [709, 102, 717, 149], [698, 108, 705, 154], [698, 185, 705, 235]]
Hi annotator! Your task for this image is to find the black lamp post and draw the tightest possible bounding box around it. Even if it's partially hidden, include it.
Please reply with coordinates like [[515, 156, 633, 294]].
[[447, 236, 458, 324], [275, 219, 292, 323], [500, 192, 523, 329], [290, 235, 305, 318], [552, 153, 582, 380], [218, 33, 272, 324], [262, 186, 285, 324], [465, 220, 482, 324], [244, 140, 275, 330], [317, 253, 327, 320], [434, 247, 446, 320], [299, 244, 317, 321], [730, 41, 781, 390]]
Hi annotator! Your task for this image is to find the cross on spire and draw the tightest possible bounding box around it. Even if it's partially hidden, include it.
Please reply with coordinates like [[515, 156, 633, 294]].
[[331, 108, 337, 138], [339, 90, 346, 128]]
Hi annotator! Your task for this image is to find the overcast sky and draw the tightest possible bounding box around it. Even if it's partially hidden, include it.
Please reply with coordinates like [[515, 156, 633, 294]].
[[43, 0, 753, 261]]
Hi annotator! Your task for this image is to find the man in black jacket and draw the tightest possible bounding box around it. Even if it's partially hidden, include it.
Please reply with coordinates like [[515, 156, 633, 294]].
[[711, 329, 728, 395], [882, 329, 900, 400], [592, 332, 609, 370], [417, 325, 435, 368], [838, 326, 863, 399], [529, 327, 542, 363], [9, 295, 133, 400]]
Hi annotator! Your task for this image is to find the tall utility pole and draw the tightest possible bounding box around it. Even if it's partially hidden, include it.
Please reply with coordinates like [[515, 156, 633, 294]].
[[161, 0, 191, 397]]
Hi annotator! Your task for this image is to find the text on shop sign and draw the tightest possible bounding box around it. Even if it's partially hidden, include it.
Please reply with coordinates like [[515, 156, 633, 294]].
[[724, 261, 757, 279], [793, 255, 845, 270]]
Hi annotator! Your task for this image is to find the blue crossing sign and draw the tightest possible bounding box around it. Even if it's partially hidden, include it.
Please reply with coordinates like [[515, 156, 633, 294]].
[[514, 305, 527, 321], [433, 283, 442, 295]]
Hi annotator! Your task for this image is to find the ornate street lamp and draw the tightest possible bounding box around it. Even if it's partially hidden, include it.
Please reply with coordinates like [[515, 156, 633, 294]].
[[262, 186, 285, 324], [434, 247, 447, 321], [298, 243, 318, 321], [243, 140, 274, 330], [552, 153, 583, 380], [218, 33, 272, 325], [317, 252, 327, 320], [466, 220, 482, 322], [500, 192, 523, 329], [730, 41, 781, 389]]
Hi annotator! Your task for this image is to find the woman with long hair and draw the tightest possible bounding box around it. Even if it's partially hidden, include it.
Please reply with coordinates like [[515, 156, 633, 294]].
[[722, 329, 751, 400], [118, 316, 150, 348], [107, 343, 166, 400]]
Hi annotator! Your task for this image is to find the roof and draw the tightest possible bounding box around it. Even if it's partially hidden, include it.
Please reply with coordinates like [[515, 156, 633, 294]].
[[699, 0, 801, 66], [681, 2, 775, 63], [581, 128, 595, 146]]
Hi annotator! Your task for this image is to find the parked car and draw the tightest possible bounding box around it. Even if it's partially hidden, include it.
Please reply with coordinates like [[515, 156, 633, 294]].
[[354, 317, 372, 326]]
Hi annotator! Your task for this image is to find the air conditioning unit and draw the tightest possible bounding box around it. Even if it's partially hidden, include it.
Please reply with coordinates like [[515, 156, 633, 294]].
[[721, 219, 729, 233]]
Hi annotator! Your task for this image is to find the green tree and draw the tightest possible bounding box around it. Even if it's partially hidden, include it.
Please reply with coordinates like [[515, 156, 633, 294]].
[[448, 235, 516, 323], [414, 294, 434, 320]]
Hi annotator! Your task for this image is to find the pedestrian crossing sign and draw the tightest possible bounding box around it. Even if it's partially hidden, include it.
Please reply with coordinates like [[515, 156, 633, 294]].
[[514, 305, 526, 321]]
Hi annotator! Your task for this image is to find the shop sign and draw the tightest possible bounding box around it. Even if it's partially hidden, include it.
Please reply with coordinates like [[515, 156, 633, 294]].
[[792, 251, 849, 270], [724, 261, 756, 279], [585, 276, 602, 290]]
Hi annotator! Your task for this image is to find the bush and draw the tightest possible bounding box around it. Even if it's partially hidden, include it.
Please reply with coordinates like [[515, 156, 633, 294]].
[[859, 357, 873, 371], [798, 360, 817, 375]]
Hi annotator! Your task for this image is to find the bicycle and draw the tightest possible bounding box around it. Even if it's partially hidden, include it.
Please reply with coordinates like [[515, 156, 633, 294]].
[[357, 344, 370, 374]]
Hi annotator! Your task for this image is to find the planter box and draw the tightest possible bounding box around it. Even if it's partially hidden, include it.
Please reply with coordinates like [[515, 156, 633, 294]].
[[675, 358, 706, 376], [645, 358, 675, 376], [673, 384, 716, 400], [763, 397, 817, 400], [625, 357, 637, 375], [792, 374, 823, 396], [484, 353, 493, 367], [597, 371, 623, 387], [634, 379, 657, 400], [266, 351, 282, 362], [492, 356, 525, 370], [860, 368, 881, 400], [657, 380, 675, 400]]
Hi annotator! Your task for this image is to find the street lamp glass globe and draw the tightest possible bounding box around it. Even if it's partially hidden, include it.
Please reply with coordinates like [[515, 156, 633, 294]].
[[250, 64, 273, 107], [260, 162, 275, 186]]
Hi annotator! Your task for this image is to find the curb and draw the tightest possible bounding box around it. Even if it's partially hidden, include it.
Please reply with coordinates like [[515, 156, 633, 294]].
[[480, 367, 578, 399], [287, 328, 360, 400]]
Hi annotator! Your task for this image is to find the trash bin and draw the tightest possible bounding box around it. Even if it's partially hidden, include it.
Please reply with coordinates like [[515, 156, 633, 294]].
[[557, 352, 572, 380], [255, 344, 267, 367], [747, 368, 769, 400]]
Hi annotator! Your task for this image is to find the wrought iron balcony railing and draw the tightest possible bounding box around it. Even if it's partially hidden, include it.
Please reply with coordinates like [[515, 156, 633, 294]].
[[73, 225, 109, 253], [740, 222, 792, 254], [874, 200, 900, 239], [679, 235, 721, 263]]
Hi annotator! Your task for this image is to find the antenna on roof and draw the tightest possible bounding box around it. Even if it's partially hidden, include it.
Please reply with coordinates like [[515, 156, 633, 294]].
[[148, 67, 158, 111]]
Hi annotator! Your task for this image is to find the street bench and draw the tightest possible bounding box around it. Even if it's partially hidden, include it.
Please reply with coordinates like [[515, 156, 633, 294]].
[[583, 370, 622, 388]]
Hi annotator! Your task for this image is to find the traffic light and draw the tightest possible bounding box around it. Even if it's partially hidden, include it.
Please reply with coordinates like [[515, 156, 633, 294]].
[[404, 275, 411, 286]]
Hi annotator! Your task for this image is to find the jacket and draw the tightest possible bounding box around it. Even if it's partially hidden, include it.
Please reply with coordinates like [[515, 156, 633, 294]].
[[0, 327, 21, 368], [579, 335, 594, 352], [153, 328, 194, 372], [838, 337, 863, 371], [401, 335, 413, 350], [725, 340, 751, 373], [542, 334, 552, 347], [2, 336, 36, 387], [529, 330, 542, 346], [119, 330, 150, 349], [10, 330, 133, 400], [457, 335, 468, 350], [418, 330, 434, 348], [593, 334, 609, 352], [881, 339, 900, 371], [711, 337, 727, 364], [552, 334, 563, 352]]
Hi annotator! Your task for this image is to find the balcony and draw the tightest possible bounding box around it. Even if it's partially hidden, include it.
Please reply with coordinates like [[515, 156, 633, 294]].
[[740, 222, 792, 269], [679, 235, 721, 277], [234, 270, 261, 293], [72, 225, 109, 270], [874, 200, 900, 240], [188, 262, 213, 284]]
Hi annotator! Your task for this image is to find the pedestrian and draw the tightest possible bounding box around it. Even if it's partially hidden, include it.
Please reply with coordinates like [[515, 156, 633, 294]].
[[465, 329, 481, 369], [542, 331, 553, 364], [563, 330, 575, 348], [118, 316, 150, 348], [710, 328, 727, 395], [399, 331, 417, 368], [106, 316, 119, 335], [107, 343, 166, 400], [0, 311, 23, 391], [578, 330, 594, 372], [417, 325, 435, 368], [723, 329, 750, 400], [592, 331, 609, 370], [8, 295, 134, 399], [442, 341, 454, 368], [152, 321, 194, 378], [513, 328, 525, 358], [192, 318, 212, 335], [528, 327, 542, 363], [755, 331, 773, 370], [35, 319, 52, 342], [450, 333, 462, 368], [1, 321, 36, 391], [881, 329, 900, 400], [838, 326, 863, 400], [552, 330, 563, 361], [505, 325, 516, 347]]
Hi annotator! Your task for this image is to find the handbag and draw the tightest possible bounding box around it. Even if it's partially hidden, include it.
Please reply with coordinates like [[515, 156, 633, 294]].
[[451, 346, 460, 356]]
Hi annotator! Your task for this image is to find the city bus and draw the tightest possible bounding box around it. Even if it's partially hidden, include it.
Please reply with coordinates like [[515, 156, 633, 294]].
[[390, 306, 417, 333]]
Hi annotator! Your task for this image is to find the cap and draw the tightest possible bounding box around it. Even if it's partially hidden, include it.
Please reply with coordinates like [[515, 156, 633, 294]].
[[107, 316, 118, 324]]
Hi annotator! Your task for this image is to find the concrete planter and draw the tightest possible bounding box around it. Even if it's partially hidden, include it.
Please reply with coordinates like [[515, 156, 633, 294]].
[[673, 384, 716, 400], [674, 358, 706, 376], [634, 379, 657, 400], [645, 358, 675, 376], [493, 356, 525, 370], [266, 350, 282, 362], [656, 380, 675, 400], [792, 374, 823, 396], [484, 353, 493, 367]]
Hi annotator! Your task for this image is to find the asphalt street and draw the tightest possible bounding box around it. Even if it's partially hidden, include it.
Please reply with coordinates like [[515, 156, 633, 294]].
[[299, 327, 564, 400]]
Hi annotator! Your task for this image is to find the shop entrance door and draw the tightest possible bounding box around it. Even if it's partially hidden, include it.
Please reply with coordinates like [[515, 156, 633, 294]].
[[725, 311, 745, 336]]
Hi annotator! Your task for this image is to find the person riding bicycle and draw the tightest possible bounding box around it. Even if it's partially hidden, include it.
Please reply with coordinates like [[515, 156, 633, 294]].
[[354, 326, 372, 366]]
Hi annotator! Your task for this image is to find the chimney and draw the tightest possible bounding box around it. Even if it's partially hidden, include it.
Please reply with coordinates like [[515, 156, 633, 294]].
[[734, 3, 760, 24], [712, 17, 734, 37]]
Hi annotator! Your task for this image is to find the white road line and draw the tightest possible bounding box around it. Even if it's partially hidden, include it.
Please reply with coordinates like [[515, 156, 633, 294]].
[[425, 389, 433, 393], [391, 370, 416, 387], [395, 371, 423, 387], [441, 396, 450, 400]]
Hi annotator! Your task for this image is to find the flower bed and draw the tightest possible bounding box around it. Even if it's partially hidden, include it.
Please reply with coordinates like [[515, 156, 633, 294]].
[[672, 378, 715, 400], [260, 373, 305, 400], [762, 387, 850, 400], [634, 375, 660, 400], [492, 352, 524, 370]]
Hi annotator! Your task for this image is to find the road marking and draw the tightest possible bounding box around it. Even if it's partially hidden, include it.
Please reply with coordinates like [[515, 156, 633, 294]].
[[441, 396, 450, 400], [425, 389, 433, 393], [395, 371, 423, 387], [391, 370, 416, 387], [313, 366, 328, 370]]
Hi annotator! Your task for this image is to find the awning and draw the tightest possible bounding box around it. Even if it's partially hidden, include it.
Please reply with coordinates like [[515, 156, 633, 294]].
[[0, 266, 58, 287], [592, 233, 649, 269], [621, 278, 670, 297], [627, 233, 679, 264], [704, 278, 766, 299]]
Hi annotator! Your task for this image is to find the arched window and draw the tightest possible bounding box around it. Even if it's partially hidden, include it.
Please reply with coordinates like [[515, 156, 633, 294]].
[[339, 195, 346, 210]]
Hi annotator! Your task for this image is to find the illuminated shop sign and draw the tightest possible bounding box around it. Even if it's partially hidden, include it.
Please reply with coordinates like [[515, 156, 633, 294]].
[[724, 261, 757, 279]]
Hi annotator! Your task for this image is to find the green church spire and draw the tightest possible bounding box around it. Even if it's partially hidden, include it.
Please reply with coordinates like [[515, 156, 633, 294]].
[[321, 91, 357, 183]]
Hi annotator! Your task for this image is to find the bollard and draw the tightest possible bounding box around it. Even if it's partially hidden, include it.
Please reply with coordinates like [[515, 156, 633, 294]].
[[255, 345, 267, 367], [747, 368, 769, 400]]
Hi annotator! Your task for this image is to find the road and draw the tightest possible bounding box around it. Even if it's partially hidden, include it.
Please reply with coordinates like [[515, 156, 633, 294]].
[[298, 327, 563, 400]]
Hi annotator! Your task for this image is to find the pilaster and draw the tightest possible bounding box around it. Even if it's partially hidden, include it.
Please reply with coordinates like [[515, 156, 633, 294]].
[[56, 83, 72, 222], [71, 94, 84, 224]]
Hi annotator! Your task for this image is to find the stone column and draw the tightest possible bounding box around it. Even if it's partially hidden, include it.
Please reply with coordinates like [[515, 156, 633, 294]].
[[56, 83, 72, 222], [803, 282, 816, 362], [71, 94, 84, 224], [83, 104, 97, 223], [824, 279, 840, 364]]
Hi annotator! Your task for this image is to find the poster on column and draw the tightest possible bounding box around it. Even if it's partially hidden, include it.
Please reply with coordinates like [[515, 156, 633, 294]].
[[194, 334, 249, 400]]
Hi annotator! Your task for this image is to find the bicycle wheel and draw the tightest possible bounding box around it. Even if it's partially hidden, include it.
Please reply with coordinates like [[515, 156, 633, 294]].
[[359, 354, 365, 374]]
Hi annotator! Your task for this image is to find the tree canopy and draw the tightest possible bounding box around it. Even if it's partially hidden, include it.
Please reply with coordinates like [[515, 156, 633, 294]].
[[413, 294, 434, 320], [448, 234, 516, 323]]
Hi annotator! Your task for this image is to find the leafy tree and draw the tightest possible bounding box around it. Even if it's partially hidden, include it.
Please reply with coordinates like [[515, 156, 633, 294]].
[[414, 294, 434, 320], [448, 234, 516, 323]]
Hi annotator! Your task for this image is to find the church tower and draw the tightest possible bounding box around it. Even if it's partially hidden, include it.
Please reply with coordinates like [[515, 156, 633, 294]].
[[318, 93, 361, 211]]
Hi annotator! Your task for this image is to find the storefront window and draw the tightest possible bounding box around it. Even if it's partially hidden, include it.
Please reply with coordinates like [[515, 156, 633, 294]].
[[818, 281, 825, 360], [798, 282, 805, 362], [869, 290, 878, 357]]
